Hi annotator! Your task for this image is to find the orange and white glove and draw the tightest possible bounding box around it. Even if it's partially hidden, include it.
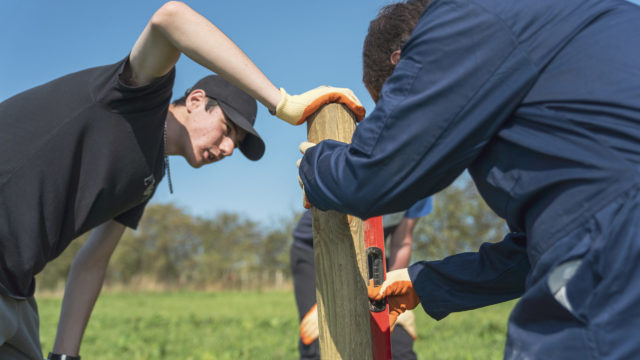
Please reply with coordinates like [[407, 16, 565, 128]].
[[297, 141, 316, 209], [300, 303, 319, 345], [276, 87, 366, 125], [367, 268, 420, 329]]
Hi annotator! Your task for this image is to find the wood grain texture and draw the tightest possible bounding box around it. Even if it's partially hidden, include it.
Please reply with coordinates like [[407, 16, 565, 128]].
[[307, 103, 373, 359]]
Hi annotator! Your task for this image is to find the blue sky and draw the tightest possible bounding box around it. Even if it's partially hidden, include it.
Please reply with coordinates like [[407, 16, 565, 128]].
[[0, 1, 385, 224], [2, 1, 638, 225]]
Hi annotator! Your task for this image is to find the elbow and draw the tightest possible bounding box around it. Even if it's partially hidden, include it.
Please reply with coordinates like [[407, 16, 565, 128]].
[[150, 1, 191, 29], [339, 192, 386, 220], [307, 190, 372, 219], [321, 180, 387, 219], [69, 252, 112, 277], [308, 179, 405, 219], [344, 190, 412, 220], [70, 251, 106, 271]]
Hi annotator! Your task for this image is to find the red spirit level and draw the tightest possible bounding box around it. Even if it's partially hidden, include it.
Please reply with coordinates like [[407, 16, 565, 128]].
[[364, 216, 392, 360]]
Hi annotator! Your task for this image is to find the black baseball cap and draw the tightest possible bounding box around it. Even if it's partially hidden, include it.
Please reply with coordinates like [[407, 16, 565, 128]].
[[186, 75, 265, 161]]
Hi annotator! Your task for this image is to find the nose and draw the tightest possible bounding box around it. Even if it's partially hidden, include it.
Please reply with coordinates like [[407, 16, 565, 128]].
[[219, 136, 235, 157]]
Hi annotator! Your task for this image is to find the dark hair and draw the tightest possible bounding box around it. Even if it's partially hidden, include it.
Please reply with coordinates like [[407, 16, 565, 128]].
[[362, 0, 431, 102], [172, 92, 220, 112]]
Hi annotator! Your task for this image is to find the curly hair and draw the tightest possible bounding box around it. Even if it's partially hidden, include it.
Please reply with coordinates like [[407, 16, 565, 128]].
[[362, 0, 431, 102]]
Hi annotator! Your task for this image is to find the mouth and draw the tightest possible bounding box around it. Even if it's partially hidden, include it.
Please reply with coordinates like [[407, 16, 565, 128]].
[[203, 149, 220, 163]]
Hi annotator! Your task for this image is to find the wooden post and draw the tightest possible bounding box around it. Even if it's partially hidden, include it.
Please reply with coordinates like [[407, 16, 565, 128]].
[[307, 103, 373, 359]]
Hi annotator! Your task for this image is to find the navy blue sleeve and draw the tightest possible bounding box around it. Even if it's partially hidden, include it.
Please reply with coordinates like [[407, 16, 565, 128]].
[[408, 232, 529, 320], [300, 0, 538, 219]]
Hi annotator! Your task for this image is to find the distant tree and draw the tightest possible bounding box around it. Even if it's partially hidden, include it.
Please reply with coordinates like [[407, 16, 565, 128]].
[[108, 203, 200, 287], [254, 213, 299, 288], [193, 212, 263, 289]]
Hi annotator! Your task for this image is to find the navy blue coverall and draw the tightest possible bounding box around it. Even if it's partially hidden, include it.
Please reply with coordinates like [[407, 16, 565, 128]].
[[299, 0, 640, 358]]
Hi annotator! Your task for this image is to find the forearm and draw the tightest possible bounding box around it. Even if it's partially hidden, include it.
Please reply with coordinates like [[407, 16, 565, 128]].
[[132, 1, 280, 111], [53, 221, 125, 355], [388, 218, 416, 270], [408, 232, 530, 320], [300, 134, 458, 220], [389, 244, 411, 271]]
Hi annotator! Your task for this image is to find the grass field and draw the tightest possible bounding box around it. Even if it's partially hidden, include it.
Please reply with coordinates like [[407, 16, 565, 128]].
[[37, 291, 516, 359]]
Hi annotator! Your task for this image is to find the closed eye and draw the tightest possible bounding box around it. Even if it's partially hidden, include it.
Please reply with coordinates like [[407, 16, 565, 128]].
[[222, 119, 241, 147]]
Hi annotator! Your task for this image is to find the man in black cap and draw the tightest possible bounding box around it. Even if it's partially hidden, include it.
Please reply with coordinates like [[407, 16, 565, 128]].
[[0, 2, 364, 359], [166, 75, 266, 166]]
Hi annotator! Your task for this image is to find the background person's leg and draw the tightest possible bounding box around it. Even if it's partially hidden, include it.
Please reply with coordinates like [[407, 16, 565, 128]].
[[391, 325, 417, 360], [291, 243, 320, 360]]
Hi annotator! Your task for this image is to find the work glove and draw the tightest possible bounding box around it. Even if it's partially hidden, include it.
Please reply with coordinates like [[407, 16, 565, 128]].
[[367, 268, 420, 329], [300, 303, 319, 345], [297, 141, 316, 209], [276, 87, 366, 125]]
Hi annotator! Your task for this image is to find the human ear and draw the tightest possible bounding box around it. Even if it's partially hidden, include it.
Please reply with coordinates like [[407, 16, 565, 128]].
[[390, 50, 402, 66], [186, 89, 206, 112]]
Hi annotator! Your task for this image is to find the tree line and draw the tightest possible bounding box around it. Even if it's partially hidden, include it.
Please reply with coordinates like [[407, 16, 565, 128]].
[[36, 173, 507, 292]]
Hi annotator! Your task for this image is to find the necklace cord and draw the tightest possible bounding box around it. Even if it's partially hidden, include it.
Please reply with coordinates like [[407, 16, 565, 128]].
[[164, 120, 174, 194]]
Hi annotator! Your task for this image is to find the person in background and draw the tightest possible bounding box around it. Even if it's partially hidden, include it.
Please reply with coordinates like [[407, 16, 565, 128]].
[[291, 197, 432, 359]]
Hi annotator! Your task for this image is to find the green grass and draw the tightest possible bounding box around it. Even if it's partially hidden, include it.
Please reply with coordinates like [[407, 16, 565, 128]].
[[37, 291, 515, 359]]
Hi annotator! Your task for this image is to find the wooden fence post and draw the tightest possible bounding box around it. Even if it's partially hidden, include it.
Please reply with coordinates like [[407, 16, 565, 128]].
[[306, 103, 373, 359]]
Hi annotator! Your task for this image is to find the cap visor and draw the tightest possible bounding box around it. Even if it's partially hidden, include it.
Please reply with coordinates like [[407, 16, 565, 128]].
[[219, 103, 265, 161]]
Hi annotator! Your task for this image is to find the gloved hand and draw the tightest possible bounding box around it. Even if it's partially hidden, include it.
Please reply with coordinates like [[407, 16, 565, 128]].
[[300, 303, 319, 345], [297, 141, 316, 209], [276, 87, 366, 125], [367, 268, 420, 328]]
